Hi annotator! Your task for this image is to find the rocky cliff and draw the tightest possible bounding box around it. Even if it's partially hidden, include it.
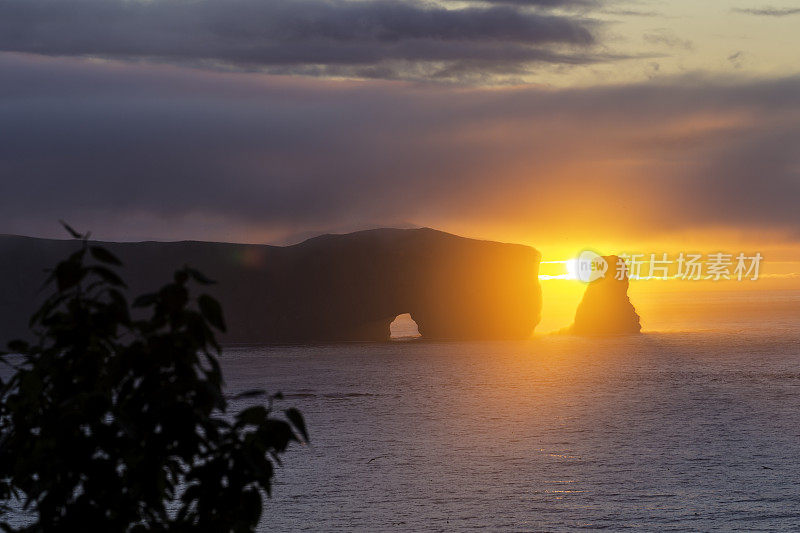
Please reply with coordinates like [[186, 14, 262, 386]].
[[569, 255, 641, 335], [0, 228, 541, 343]]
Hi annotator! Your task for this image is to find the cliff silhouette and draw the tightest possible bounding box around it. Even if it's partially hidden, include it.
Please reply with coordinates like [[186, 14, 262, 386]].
[[0, 228, 542, 343], [569, 255, 641, 335]]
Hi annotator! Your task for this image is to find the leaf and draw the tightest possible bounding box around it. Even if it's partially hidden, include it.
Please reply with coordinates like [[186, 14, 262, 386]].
[[198, 294, 226, 332], [90, 246, 123, 266], [6, 339, 29, 354], [240, 488, 263, 526], [262, 420, 297, 452], [60, 220, 83, 239], [185, 267, 216, 285], [237, 406, 268, 426], [55, 260, 85, 291], [28, 293, 68, 326], [284, 408, 309, 443], [88, 266, 127, 288], [204, 351, 223, 384], [234, 389, 266, 400], [133, 292, 158, 308], [107, 289, 131, 323], [67, 247, 87, 263]]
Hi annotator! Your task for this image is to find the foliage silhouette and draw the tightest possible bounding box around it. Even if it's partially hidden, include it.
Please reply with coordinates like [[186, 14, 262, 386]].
[[0, 225, 307, 532]]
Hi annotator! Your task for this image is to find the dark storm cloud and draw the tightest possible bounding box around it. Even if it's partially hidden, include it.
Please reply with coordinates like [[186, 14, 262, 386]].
[[0, 0, 604, 81], [1, 54, 800, 242], [733, 6, 800, 16], [449, 0, 598, 7]]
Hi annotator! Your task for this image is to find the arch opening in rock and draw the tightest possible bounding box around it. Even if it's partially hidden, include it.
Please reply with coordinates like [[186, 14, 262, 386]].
[[389, 313, 421, 340]]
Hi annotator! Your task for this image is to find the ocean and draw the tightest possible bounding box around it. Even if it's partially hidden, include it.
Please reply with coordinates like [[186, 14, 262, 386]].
[[220, 289, 800, 531], [3, 289, 799, 530]]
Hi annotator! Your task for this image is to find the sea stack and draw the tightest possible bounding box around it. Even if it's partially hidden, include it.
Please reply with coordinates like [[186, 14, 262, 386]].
[[569, 255, 641, 335]]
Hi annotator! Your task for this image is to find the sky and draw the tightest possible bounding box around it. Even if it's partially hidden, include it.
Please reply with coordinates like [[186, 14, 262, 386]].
[[1, 0, 799, 275]]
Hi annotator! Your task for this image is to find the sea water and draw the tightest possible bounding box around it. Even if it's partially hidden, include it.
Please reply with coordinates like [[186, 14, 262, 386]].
[[219, 290, 800, 531], [3, 290, 799, 531]]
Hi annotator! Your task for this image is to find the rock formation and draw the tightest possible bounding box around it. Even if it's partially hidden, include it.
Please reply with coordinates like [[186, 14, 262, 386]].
[[0, 228, 541, 343], [569, 255, 641, 335]]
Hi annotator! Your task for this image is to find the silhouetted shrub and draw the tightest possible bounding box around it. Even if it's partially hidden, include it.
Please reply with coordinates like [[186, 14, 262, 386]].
[[0, 224, 307, 532]]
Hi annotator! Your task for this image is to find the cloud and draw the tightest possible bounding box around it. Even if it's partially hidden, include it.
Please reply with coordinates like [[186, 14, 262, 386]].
[[643, 29, 694, 50], [0, 0, 607, 82], [1, 53, 799, 245], [728, 50, 744, 68], [451, 0, 599, 7], [601, 9, 661, 17], [733, 6, 800, 16]]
